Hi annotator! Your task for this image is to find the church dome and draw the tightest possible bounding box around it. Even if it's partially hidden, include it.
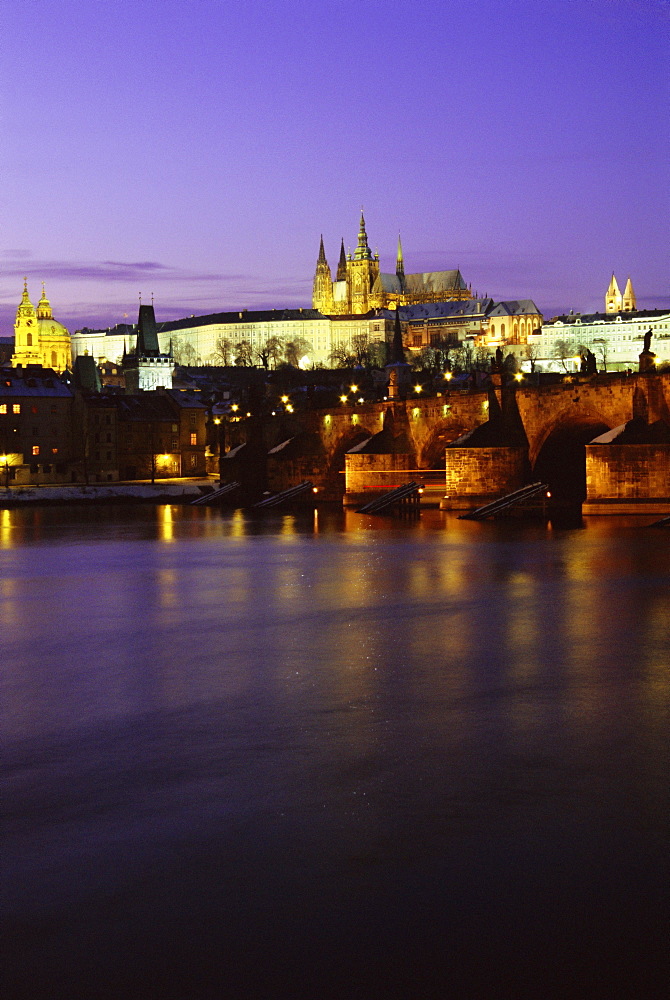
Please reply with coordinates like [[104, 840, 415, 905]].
[[36, 316, 70, 339]]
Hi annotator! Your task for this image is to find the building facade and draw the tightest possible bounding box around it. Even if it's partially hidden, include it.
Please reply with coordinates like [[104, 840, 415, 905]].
[[0, 366, 74, 484], [528, 309, 670, 370]]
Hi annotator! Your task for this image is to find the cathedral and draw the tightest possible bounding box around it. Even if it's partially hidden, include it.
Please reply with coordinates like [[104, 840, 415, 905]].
[[312, 213, 472, 315], [11, 280, 71, 373]]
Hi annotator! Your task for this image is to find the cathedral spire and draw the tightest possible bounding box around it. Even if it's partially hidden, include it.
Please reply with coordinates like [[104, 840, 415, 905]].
[[336, 238, 347, 281], [605, 273, 622, 314], [317, 234, 327, 265], [396, 233, 405, 281], [354, 210, 373, 260], [622, 276, 636, 312]]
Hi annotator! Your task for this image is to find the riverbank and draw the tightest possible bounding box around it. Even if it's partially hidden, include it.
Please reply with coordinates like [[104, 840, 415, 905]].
[[0, 479, 214, 507]]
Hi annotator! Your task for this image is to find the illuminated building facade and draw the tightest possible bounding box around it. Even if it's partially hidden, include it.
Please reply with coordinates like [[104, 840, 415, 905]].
[[529, 309, 670, 370], [313, 212, 472, 314], [0, 366, 74, 484], [11, 280, 71, 373]]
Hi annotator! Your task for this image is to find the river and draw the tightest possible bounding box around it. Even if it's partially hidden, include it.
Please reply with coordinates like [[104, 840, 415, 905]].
[[1, 505, 669, 999]]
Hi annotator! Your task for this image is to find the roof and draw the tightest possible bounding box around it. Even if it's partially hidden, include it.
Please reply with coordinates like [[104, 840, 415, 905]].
[[375, 270, 468, 295], [162, 388, 207, 410], [547, 309, 670, 325], [487, 300, 541, 317], [0, 367, 72, 398], [115, 394, 177, 422], [380, 299, 493, 322], [156, 308, 326, 334], [136, 304, 160, 355], [73, 355, 102, 393]]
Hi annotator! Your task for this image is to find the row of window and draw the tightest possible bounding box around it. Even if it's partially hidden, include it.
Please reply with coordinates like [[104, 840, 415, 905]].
[[0, 403, 60, 415]]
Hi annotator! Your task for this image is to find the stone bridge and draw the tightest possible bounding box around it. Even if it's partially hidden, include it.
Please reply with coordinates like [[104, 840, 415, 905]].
[[226, 372, 670, 507]]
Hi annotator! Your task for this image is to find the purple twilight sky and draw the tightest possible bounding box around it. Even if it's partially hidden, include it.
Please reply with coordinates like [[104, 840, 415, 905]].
[[1, 0, 668, 334]]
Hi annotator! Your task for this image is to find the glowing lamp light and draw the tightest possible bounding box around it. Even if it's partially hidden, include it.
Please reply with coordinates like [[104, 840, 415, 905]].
[[443, 371, 453, 380], [418, 488, 424, 494], [213, 418, 221, 425], [231, 403, 239, 412], [246, 412, 251, 417], [350, 384, 358, 392], [546, 491, 552, 498], [312, 487, 318, 494], [340, 395, 348, 403], [286, 404, 294, 413], [281, 395, 289, 404], [514, 373, 524, 382], [414, 384, 422, 393], [357, 397, 364, 404]]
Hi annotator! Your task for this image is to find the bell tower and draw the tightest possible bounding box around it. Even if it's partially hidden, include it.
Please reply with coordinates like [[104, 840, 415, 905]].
[[349, 212, 380, 314], [622, 277, 636, 312], [11, 279, 42, 367], [605, 274, 623, 314]]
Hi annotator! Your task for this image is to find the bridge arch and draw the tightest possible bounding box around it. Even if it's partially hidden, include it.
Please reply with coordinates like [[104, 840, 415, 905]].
[[531, 406, 611, 501], [418, 419, 477, 467]]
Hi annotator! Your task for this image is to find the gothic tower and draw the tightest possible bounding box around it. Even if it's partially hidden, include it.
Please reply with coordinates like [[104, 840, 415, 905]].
[[605, 274, 623, 313], [396, 234, 405, 285], [336, 239, 348, 281], [312, 236, 334, 313], [348, 211, 380, 314], [622, 276, 636, 312]]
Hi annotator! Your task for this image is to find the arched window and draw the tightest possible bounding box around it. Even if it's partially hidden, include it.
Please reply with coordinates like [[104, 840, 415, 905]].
[[27, 333, 32, 346], [51, 351, 58, 367], [500, 323, 505, 337]]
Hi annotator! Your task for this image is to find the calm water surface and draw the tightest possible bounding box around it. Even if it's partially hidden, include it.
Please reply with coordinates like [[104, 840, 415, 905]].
[[1, 505, 669, 999]]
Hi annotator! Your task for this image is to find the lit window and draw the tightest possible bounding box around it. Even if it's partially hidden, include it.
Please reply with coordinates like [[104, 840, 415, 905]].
[[52, 447, 58, 454], [190, 432, 197, 446], [0, 404, 6, 414], [13, 404, 20, 414], [32, 445, 40, 456]]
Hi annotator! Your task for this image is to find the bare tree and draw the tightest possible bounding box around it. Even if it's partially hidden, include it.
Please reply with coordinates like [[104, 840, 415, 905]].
[[524, 341, 540, 373], [254, 337, 284, 369], [173, 342, 201, 366], [284, 337, 311, 367], [329, 345, 356, 368], [234, 340, 254, 366], [592, 337, 609, 371], [554, 338, 577, 373], [213, 336, 234, 365]]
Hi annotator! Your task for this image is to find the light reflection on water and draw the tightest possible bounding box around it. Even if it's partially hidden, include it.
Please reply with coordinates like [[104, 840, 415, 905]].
[[1, 504, 669, 998]]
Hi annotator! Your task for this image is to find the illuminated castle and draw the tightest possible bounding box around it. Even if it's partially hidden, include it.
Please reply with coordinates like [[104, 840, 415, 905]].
[[313, 212, 472, 315], [605, 274, 636, 314], [11, 279, 71, 373]]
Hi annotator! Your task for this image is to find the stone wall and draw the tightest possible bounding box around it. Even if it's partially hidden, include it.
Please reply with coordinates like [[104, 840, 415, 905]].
[[444, 447, 527, 506], [344, 453, 414, 504], [586, 444, 670, 500]]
